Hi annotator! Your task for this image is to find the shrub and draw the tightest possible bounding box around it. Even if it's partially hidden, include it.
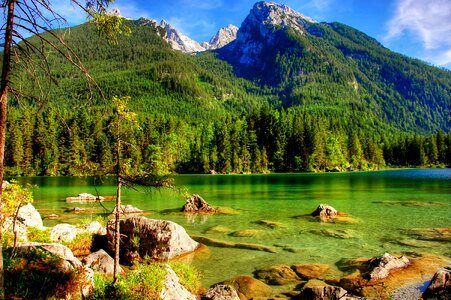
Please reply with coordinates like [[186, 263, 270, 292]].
[[4, 247, 81, 299], [88, 262, 201, 299]]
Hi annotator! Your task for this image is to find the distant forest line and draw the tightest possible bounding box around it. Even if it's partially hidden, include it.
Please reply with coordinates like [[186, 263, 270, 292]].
[[5, 104, 451, 177]]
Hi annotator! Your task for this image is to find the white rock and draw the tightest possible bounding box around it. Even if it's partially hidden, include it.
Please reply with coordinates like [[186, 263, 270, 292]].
[[160, 264, 197, 300]]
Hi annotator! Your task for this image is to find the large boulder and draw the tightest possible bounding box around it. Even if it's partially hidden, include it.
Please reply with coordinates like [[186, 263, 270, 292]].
[[160, 264, 197, 300], [254, 264, 301, 285], [82, 220, 107, 235], [107, 217, 199, 262], [311, 204, 338, 220], [298, 280, 348, 300], [292, 263, 331, 280], [181, 194, 217, 213], [50, 223, 80, 242], [205, 284, 240, 300], [7, 243, 94, 298], [367, 253, 411, 280], [82, 249, 123, 275], [16, 203, 44, 229], [422, 267, 451, 299], [221, 275, 272, 299]]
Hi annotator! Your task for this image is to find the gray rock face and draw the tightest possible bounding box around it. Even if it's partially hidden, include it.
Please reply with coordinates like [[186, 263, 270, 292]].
[[203, 25, 238, 50], [82, 249, 123, 275], [368, 253, 411, 280], [422, 267, 451, 299], [222, 1, 316, 67], [160, 20, 205, 53], [205, 284, 240, 300], [82, 221, 107, 235], [50, 223, 80, 242], [160, 264, 197, 300], [107, 217, 199, 262], [181, 194, 217, 213], [17, 203, 43, 229]]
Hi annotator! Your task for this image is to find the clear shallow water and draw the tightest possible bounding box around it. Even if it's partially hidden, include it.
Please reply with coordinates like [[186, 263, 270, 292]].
[[12, 169, 451, 286]]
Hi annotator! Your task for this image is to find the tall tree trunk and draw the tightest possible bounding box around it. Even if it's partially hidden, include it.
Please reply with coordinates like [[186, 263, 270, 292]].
[[0, 1, 16, 297], [113, 175, 121, 283]]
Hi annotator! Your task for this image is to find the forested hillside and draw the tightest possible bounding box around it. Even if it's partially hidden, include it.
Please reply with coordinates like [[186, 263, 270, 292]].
[[3, 18, 451, 176], [218, 16, 451, 134]]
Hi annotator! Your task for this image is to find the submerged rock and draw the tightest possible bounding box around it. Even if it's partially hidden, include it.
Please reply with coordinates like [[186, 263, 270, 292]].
[[192, 235, 277, 253], [221, 275, 272, 299], [292, 263, 330, 280], [203, 225, 232, 234], [181, 194, 217, 213], [229, 229, 265, 237], [205, 284, 240, 300], [108, 217, 199, 262], [406, 228, 451, 242], [254, 264, 301, 285], [254, 219, 285, 229]]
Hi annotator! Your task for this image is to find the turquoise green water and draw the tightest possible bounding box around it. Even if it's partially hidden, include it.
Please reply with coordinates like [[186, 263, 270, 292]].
[[12, 169, 451, 286]]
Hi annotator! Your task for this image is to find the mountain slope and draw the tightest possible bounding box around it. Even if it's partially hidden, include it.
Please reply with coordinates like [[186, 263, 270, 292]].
[[217, 1, 451, 133]]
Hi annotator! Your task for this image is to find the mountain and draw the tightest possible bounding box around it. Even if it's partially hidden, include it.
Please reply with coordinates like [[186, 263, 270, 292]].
[[159, 20, 206, 53], [217, 1, 451, 133], [202, 24, 239, 50]]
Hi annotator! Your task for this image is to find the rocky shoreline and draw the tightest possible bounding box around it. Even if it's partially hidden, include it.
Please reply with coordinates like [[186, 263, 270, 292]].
[[3, 199, 450, 299]]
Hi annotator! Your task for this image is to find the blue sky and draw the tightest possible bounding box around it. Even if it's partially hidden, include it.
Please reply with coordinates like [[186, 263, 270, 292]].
[[16, 0, 451, 69]]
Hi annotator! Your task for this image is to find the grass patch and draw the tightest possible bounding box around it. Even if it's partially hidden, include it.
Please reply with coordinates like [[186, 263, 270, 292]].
[[88, 262, 201, 299], [27, 227, 52, 243], [63, 232, 95, 256]]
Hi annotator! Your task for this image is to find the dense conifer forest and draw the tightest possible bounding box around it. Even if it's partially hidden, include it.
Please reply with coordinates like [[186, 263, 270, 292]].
[[3, 20, 451, 176]]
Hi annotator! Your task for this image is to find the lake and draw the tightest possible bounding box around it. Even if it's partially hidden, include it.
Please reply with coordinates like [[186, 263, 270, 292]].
[[12, 169, 451, 287]]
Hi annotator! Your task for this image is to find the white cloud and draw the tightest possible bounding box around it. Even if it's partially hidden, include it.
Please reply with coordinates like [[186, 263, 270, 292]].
[[385, 0, 451, 67], [167, 17, 217, 42]]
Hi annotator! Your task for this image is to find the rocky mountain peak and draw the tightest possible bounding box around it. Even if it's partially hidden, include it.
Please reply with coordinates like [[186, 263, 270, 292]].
[[202, 24, 239, 50], [159, 20, 205, 53], [246, 1, 316, 37]]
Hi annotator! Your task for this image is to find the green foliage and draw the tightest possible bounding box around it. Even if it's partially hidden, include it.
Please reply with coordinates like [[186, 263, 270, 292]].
[[88, 262, 200, 300], [26, 227, 52, 243], [3, 248, 80, 299], [167, 262, 201, 294]]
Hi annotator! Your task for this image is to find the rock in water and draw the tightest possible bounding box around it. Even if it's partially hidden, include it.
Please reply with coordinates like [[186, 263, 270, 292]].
[[422, 267, 451, 299], [205, 284, 240, 300], [368, 253, 411, 280], [299, 282, 348, 300], [181, 194, 217, 213], [221, 276, 272, 299], [108, 216, 199, 262], [311, 204, 338, 220]]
